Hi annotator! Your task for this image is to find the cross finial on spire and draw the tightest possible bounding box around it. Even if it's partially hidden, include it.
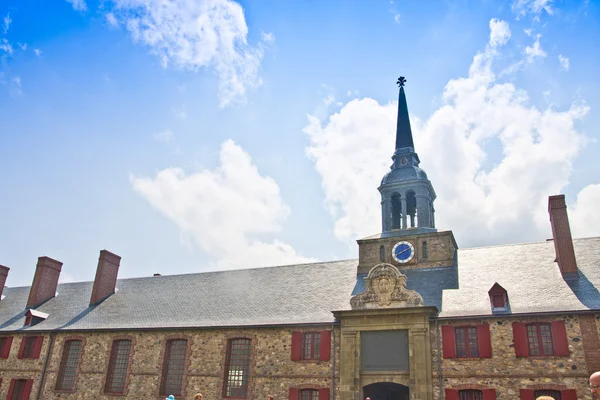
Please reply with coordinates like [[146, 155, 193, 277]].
[[397, 76, 406, 87]]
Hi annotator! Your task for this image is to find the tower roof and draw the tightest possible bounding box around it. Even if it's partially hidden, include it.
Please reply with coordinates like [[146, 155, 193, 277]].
[[395, 77, 415, 150]]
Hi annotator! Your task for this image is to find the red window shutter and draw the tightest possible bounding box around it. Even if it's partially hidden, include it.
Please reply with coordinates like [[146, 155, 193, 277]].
[[319, 388, 330, 400], [291, 332, 302, 361], [445, 389, 459, 400], [561, 389, 577, 400], [320, 330, 332, 361], [7, 379, 16, 400], [482, 389, 496, 400], [289, 387, 299, 400], [442, 326, 456, 359], [551, 320, 569, 356], [18, 337, 26, 359], [1, 336, 13, 358], [512, 322, 529, 357], [32, 336, 44, 359], [23, 379, 34, 399], [519, 389, 534, 400], [477, 323, 492, 358]]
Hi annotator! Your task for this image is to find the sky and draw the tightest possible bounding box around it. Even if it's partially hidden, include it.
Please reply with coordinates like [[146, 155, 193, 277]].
[[1, 0, 599, 288]]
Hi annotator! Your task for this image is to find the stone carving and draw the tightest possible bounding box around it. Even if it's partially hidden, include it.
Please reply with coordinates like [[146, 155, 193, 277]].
[[350, 263, 423, 309]]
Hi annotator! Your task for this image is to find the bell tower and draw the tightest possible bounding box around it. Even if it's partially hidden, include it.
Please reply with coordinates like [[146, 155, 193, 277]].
[[379, 76, 436, 236], [357, 77, 456, 274]]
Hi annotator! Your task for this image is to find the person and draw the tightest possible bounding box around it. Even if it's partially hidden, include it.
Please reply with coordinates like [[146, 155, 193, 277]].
[[165, 396, 175, 400], [195, 394, 203, 400], [268, 395, 274, 400], [591, 371, 600, 397], [535, 396, 554, 400]]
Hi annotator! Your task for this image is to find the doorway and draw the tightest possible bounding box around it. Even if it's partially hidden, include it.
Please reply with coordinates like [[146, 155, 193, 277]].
[[363, 382, 409, 400]]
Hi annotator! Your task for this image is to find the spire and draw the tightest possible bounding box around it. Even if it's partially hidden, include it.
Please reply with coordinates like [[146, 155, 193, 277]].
[[395, 76, 414, 150]]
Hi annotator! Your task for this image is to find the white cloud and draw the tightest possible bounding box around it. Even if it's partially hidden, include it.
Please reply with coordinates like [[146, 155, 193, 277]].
[[512, 0, 554, 18], [304, 18, 591, 249], [173, 105, 187, 120], [131, 140, 314, 269], [261, 31, 275, 43], [66, 0, 87, 12], [110, 0, 267, 107], [0, 39, 13, 55], [17, 43, 27, 51], [3, 13, 11, 34], [34, 48, 42, 56], [524, 33, 547, 63], [106, 12, 118, 27], [570, 184, 600, 238], [11, 76, 22, 95], [489, 19, 511, 48], [153, 129, 174, 143], [393, 13, 401, 24], [558, 54, 570, 71]]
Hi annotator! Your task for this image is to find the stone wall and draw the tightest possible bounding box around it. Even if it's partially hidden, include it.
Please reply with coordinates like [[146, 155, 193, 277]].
[[431, 315, 592, 400], [357, 231, 456, 274], [0, 326, 339, 400]]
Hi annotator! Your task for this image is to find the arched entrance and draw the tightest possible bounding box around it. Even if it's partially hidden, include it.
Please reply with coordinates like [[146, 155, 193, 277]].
[[363, 382, 409, 400]]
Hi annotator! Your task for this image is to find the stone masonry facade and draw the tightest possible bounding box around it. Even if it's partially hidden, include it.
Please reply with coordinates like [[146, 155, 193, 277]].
[[0, 326, 339, 400]]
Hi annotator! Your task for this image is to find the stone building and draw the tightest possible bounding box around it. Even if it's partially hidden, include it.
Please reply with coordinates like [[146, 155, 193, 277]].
[[1, 78, 599, 400]]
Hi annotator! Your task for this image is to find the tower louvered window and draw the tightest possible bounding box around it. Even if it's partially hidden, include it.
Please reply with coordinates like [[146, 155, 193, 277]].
[[224, 338, 252, 398], [160, 339, 187, 396], [105, 339, 132, 394], [56, 340, 82, 391]]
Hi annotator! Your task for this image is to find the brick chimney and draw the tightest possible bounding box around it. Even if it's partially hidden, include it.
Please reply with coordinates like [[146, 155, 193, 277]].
[[0, 265, 9, 299], [27, 257, 63, 308], [548, 194, 578, 276], [90, 250, 121, 306]]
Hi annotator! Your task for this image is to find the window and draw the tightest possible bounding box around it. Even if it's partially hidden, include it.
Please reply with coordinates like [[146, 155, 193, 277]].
[[7, 379, 33, 400], [535, 390, 561, 400], [441, 324, 492, 359], [301, 390, 319, 400], [301, 332, 321, 360], [224, 338, 251, 398], [459, 390, 483, 400], [422, 241, 428, 259], [491, 294, 505, 308], [160, 339, 187, 396], [105, 339, 132, 394], [18, 336, 43, 359], [527, 324, 554, 356], [0, 336, 13, 358], [379, 246, 385, 262], [488, 283, 508, 311], [455, 327, 479, 358], [56, 340, 82, 391]]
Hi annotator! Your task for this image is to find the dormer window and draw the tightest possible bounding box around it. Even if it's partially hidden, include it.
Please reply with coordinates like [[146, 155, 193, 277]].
[[24, 309, 49, 327], [488, 283, 508, 312]]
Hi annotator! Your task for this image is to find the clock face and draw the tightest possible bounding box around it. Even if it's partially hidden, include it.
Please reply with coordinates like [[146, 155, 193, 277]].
[[400, 157, 408, 166], [392, 241, 414, 263]]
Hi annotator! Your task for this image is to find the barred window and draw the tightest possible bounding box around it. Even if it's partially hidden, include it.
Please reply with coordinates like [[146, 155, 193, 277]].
[[22, 336, 37, 358], [535, 390, 561, 400], [455, 327, 479, 357], [527, 324, 554, 356], [459, 390, 483, 400], [56, 340, 83, 391], [224, 338, 252, 398], [105, 339, 132, 394], [301, 389, 319, 400], [301, 332, 321, 360], [160, 339, 187, 396]]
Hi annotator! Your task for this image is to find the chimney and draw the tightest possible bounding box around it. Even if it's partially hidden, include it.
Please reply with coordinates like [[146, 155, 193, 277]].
[[0, 265, 9, 299], [27, 257, 63, 308], [90, 250, 121, 306], [548, 195, 578, 276]]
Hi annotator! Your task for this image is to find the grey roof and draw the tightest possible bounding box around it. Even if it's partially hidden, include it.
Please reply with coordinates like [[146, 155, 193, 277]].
[[0, 260, 358, 332], [439, 237, 600, 318], [1, 237, 599, 331]]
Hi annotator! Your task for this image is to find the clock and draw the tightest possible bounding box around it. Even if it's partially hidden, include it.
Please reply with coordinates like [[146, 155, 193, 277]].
[[400, 157, 408, 166], [392, 241, 414, 263]]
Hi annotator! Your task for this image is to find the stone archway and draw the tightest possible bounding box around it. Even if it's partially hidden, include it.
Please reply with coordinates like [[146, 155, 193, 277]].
[[363, 382, 409, 400]]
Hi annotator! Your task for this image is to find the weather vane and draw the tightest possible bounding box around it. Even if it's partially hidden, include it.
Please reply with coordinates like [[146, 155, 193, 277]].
[[397, 76, 406, 87]]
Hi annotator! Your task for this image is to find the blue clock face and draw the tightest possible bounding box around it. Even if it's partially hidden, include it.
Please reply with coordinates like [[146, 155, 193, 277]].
[[392, 241, 414, 263]]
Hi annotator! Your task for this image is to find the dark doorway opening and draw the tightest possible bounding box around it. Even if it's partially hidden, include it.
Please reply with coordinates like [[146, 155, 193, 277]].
[[363, 382, 409, 400]]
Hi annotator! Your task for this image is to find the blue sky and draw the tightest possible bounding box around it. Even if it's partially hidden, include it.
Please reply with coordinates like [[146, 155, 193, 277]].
[[1, 0, 599, 287]]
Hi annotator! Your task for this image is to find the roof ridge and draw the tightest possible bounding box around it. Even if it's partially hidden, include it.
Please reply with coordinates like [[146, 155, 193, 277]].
[[459, 236, 600, 251]]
